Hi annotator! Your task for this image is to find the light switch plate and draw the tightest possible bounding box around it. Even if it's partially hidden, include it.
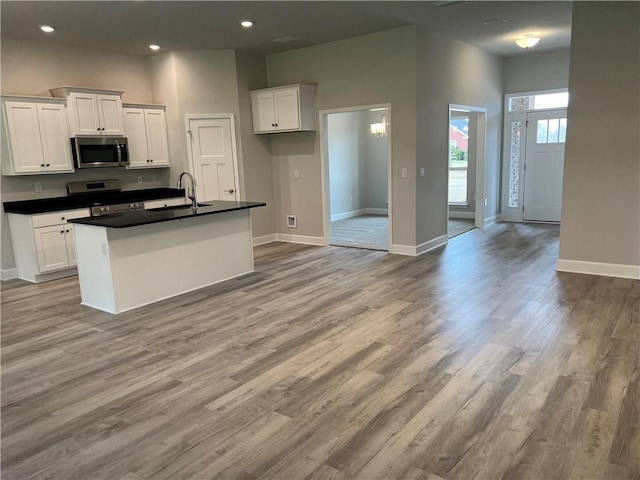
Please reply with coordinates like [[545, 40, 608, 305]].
[[401, 168, 408, 178]]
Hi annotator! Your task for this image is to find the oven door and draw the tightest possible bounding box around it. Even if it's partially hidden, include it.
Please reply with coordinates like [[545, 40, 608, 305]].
[[71, 137, 129, 168]]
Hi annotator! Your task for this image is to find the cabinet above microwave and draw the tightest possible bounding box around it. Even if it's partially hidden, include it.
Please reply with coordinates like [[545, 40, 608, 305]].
[[50, 86, 125, 137]]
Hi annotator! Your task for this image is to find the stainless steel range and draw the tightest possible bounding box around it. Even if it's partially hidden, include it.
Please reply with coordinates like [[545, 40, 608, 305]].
[[66, 180, 145, 217]]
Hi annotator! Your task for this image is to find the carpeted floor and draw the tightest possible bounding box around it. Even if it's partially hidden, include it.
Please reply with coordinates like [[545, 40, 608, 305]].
[[330, 215, 388, 251], [449, 218, 475, 238], [330, 215, 473, 250]]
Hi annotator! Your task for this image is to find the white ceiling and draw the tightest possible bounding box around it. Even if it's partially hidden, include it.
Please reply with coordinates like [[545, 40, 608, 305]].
[[1, 1, 573, 58]]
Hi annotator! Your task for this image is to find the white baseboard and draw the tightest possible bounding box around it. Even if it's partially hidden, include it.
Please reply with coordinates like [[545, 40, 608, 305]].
[[252, 234, 278, 247], [276, 233, 325, 246], [365, 208, 388, 216], [1, 268, 18, 281], [389, 244, 416, 256], [557, 259, 640, 280], [390, 235, 448, 256], [416, 235, 448, 256], [331, 209, 366, 222], [449, 211, 475, 219], [331, 208, 388, 222], [484, 215, 499, 227]]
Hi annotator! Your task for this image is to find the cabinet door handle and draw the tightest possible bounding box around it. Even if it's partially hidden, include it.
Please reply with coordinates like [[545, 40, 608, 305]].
[[224, 188, 235, 194], [61, 217, 66, 220], [46, 164, 50, 167], [65, 229, 70, 233], [60, 230, 64, 234], [40, 164, 45, 167]]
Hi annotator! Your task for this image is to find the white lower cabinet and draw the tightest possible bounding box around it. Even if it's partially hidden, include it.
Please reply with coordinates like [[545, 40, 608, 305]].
[[34, 224, 77, 273], [7, 209, 89, 282]]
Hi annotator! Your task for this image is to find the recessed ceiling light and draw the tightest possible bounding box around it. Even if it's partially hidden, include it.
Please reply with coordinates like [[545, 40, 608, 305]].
[[149, 44, 160, 51], [240, 20, 253, 28], [39, 25, 55, 33]]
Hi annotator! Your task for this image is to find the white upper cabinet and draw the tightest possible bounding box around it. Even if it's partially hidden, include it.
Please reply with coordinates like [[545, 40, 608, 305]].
[[50, 86, 125, 136], [1, 97, 74, 175], [250, 84, 317, 134], [123, 105, 170, 168]]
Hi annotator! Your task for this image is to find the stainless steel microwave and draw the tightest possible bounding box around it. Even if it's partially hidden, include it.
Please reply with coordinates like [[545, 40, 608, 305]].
[[71, 137, 129, 168]]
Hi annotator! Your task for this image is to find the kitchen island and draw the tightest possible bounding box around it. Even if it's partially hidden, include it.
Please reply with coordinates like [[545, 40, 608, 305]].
[[69, 201, 266, 314]]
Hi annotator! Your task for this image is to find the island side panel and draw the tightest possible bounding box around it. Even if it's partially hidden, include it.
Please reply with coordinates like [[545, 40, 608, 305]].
[[107, 209, 254, 313], [74, 224, 118, 313]]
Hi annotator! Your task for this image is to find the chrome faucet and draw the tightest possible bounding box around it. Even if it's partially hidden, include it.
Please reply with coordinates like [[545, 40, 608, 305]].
[[177, 171, 198, 208]]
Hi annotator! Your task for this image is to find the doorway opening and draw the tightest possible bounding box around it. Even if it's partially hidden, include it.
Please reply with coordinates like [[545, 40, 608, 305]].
[[447, 104, 487, 239], [320, 105, 392, 251]]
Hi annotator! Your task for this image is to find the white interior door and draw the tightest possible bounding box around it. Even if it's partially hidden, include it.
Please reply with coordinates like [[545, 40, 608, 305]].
[[523, 109, 567, 222], [187, 116, 238, 202]]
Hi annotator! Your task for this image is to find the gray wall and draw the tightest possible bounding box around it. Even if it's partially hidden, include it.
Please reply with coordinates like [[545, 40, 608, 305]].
[[234, 51, 276, 238], [327, 110, 389, 218], [559, 2, 640, 267], [267, 26, 417, 246], [503, 49, 571, 94], [363, 110, 390, 210], [416, 28, 503, 245], [328, 112, 363, 217]]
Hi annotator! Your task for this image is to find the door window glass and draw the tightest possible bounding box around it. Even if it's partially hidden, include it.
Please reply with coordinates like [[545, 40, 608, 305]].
[[537, 120, 548, 144]]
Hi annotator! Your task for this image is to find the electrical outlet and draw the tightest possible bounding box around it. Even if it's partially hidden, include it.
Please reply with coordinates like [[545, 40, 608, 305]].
[[484, 198, 488, 206], [137, 176, 143, 184], [286, 215, 297, 228], [34, 182, 42, 192], [419, 168, 425, 177], [294, 169, 300, 179], [401, 168, 408, 178]]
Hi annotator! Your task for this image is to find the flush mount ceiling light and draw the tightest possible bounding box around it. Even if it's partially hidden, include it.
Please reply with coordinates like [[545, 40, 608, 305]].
[[39, 25, 55, 33], [149, 44, 160, 51], [240, 20, 253, 28], [515, 34, 541, 49]]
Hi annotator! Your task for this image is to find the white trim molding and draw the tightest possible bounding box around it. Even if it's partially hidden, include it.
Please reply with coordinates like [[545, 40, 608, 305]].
[[390, 235, 448, 256], [330, 209, 366, 222], [1, 268, 18, 281], [416, 235, 448, 256], [276, 234, 325, 246], [483, 215, 499, 227], [365, 208, 388, 216], [252, 234, 278, 247], [556, 259, 640, 280], [449, 211, 475, 219]]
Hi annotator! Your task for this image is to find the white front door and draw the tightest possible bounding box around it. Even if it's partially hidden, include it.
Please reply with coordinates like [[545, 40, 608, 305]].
[[523, 109, 567, 222], [187, 116, 238, 202]]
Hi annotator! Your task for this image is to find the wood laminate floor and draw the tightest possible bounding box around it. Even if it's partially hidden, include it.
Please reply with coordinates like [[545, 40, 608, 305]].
[[2, 223, 639, 480]]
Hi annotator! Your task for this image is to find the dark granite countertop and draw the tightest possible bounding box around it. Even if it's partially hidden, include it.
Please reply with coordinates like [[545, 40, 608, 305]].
[[68, 201, 267, 228], [3, 188, 186, 214]]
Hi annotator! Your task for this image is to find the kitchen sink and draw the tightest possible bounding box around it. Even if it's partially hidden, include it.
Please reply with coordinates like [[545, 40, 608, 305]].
[[149, 203, 211, 212]]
